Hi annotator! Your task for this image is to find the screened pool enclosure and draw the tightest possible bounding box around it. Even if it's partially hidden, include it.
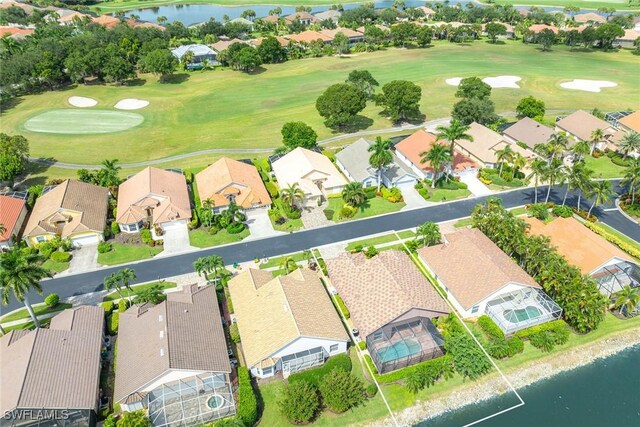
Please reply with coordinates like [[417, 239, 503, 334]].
[[592, 261, 640, 297], [367, 317, 445, 374], [485, 288, 562, 335]]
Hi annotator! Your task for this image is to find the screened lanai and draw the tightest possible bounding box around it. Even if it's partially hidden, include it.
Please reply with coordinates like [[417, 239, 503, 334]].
[[146, 373, 235, 427], [485, 288, 562, 335], [592, 261, 640, 297]]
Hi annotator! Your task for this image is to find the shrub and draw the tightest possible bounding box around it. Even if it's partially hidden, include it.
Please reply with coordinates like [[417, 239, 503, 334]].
[[365, 383, 378, 397], [340, 204, 356, 219], [258, 169, 269, 183], [44, 293, 59, 308], [477, 315, 505, 340], [107, 312, 119, 335], [226, 295, 234, 314], [285, 207, 302, 219], [37, 242, 56, 258], [552, 205, 573, 218], [209, 226, 221, 235], [528, 203, 549, 220], [515, 320, 568, 339], [414, 181, 424, 190], [103, 415, 116, 427], [229, 323, 241, 343], [445, 333, 491, 380], [382, 186, 403, 202], [529, 330, 555, 352], [236, 367, 258, 427], [116, 410, 151, 427], [572, 207, 597, 222], [288, 353, 352, 387], [102, 301, 114, 313], [507, 336, 524, 355], [265, 181, 279, 198], [319, 368, 366, 413], [226, 223, 245, 234], [278, 381, 319, 424], [592, 150, 603, 158], [334, 294, 350, 318], [50, 251, 71, 262], [98, 241, 113, 254], [189, 210, 200, 229], [140, 229, 153, 246], [418, 187, 430, 199], [118, 299, 129, 313], [583, 221, 640, 259], [364, 245, 379, 258], [357, 340, 367, 350], [111, 221, 120, 235], [352, 244, 363, 253]]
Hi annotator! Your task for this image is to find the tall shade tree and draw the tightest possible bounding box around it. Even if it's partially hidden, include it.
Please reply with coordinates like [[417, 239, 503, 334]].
[[316, 83, 367, 128], [622, 159, 640, 205], [435, 120, 472, 157], [495, 144, 514, 177], [368, 137, 393, 191], [527, 159, 548, 204], [455, 77, 491, 100], [587, 179, 615, 217], [375, 80, 422, 122], [420, 144, 452, 188], [515, 96, 545, 118], [346, 69, 379, 98], [0, 248, 53, 328], [280, 183, 305, 210], [589, 128, 604, 155], [612, 285, 640, 316], [618, 132, 640, 160], [342, 182, 367, 207]]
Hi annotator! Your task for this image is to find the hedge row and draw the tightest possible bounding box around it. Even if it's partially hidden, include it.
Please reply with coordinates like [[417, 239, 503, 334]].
[[107, 312, 119, 335], [288, 353, 352, 387], [334, 294, 350, 319], [476, 315, 523, 359], [363, 353, 453, 384], [236, 367, 258, 427], [477, 315, 505, 340], [515, 320, 567, 340], [583, 221, 640, 260]]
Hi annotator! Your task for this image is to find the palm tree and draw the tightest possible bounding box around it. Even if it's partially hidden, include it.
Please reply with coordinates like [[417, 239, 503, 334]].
[[622, 159, 640, 205], [100, 159, 121, 187], [421, 144, 452, 188], [612, 285, 640, 316], [117, 268, 137, 304], [512, 152, 527, 174], [302, 249, 313, 265], [416, 222, 441, 247], [279, 255, 298, 274], [194, 255, 225, 282], [435, 120, 473, 158], [104, 272, 126, 301], [221, 202, 246, 226], [618, 132, 640, 160], [571, 140, 590, 163], [589, 128, 604, 155], [575, 167, 595, 212], [134, 284, 166, 305], [543, 158, 565, 203], [563, 163, 586, 206], [368, 137, 394, 192], [0, 248, 53, 328], [495, 144, 515, 177], [280, 183, 305, 210], [546, 133, 569, 161], [527, 159, 548, 204], [342, 182, 367, 207], [587, 179, 615, 217]]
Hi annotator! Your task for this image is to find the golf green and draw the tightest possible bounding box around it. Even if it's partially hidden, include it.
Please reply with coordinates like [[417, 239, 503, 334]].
[[23, 109, 144, 134]]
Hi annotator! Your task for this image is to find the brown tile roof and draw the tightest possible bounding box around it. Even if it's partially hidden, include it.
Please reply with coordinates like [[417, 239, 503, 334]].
[[195, 158, 271, 210], [394, 129, 477, 173], [0, 195, 26, 241], [0, 306, 104, 414], [574, 12, 606, 24], [319, 27, 363, 39], [556, 110, 614, 142], [618, 111, 640, 133], [285, 30, 332, 43], [418, 228, 540, 309], [92, 15, 121, 28], [618, 29, 640, 42], [228, 268, 348, 369], [259, 15, 280, 24], [326, 251, 450, 338], [457, 122, 533, 164], [524, 217, 635, 274], [116, 167, 191, 225], [125, 19, 165, 30], [284, 11, 318, 23], [23, 180, 109, 238], [503, 117, 554, 149], [252, 35, 289, 47], [210, 38, 246, 52], [528, 24, 559, 34], [57, 11, 86, 23], [114, 285, 230, 403]]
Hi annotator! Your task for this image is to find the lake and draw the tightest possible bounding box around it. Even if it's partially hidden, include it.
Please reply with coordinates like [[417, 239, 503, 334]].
[[417, 344, 640, 426]]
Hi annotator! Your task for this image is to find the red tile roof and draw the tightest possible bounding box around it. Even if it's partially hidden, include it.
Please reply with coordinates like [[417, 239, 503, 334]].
[[0, 195, 26, 241], [394, 129, 477, 173]]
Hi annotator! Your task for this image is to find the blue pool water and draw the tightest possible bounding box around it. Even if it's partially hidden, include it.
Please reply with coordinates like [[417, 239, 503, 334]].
[[377, 339, 422, 363], [503, 306, 543, 324]]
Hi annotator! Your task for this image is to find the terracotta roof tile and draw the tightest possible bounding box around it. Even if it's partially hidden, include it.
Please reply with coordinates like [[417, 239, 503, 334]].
[[618, 111, 640, 133], [0, 195, 26, 241], [394, 129, 477, 173]]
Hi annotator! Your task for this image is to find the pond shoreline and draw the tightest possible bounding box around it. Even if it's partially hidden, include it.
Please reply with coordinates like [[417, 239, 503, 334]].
[[366, 327, 640, 426]]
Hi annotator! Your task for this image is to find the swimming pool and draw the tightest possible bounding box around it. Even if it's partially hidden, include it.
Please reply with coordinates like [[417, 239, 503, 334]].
[[503, 306, 543, 324], [376, 339, 422, 363]]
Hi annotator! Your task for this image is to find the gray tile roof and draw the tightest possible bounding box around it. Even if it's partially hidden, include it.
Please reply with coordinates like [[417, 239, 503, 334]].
[[0, 306, 104, 413], [336, 138, 417, 185], [114, 285, 230, 403]]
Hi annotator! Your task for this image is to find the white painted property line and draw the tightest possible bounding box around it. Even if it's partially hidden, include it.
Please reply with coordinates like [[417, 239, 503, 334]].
[[393, 231, 526, 427]]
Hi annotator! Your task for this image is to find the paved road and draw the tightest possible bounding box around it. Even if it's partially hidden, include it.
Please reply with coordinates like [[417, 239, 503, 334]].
[[2, 183, 637, 313]]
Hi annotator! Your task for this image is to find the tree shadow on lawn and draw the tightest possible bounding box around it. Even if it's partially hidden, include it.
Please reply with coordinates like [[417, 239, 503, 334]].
[[484, 40, 506, 45], [0, 96, 24, 114], [125, 78, 147, 87], [162, 73, 190, 84], [329, 115, 374, 134], [18, 158, 58, 188]]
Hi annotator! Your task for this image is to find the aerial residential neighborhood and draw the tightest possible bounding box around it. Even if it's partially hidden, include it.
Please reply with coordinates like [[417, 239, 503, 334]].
[[0, 0, 639, 426]]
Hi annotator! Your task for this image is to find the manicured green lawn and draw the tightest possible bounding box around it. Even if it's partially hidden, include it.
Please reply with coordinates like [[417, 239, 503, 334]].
[[259, 252, 308, 270], [584, 156, 627, 179], [591, 222, 640, 250], [97, 243, 162, 266], [42, 259, 70, 273], [1, 303, 72, 323], [482, 0, 638, 11], [102, 281, 177, 302], [5, 41, 639, 165], [454, 206, 527, 228], [325, 196, 405, 222], [345, 230, 416, 251], [189, 227, 250, 248], [427, 188, 472, 202]]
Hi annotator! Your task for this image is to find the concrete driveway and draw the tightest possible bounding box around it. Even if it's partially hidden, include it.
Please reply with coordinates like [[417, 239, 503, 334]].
[[459, 172, 493, 197], [399, 184, 430, 210], [159, 222, 195, 256], [67, 244, 99, 274], [245, 209, 287, 240]]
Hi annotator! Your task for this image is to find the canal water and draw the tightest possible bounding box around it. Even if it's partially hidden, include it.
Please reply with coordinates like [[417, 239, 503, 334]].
[[417, 344, 640, 426]]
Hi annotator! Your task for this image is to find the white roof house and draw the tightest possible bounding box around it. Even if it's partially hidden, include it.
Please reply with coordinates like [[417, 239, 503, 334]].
[[171, 44, 219, 68]]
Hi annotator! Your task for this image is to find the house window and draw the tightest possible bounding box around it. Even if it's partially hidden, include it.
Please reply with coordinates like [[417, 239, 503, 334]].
[[372, 331, 383, 341], [35, 236, 47, 243], [471, 305, 479, 314], [329, 344, 339, 353], [262, 366, 273, 376]]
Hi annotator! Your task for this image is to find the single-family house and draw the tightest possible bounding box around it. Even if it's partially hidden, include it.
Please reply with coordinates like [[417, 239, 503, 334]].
[[116, 167, 191, 233], [91, 15, 121, 29], [394, 129, 477, 180], [258, 15, 279, 25], [114, 285, 235, 425], [171, 44, 219, 69], [314, 9, 342, 23], [195, 157, 271, 213], [0, 1, 36, 15], [502, 117, 554, 150], [57, 11, 87, 25], [555, 110, 616, 149], [252, 35, 289, 47], [23, 180, 109, 248], [528, 24, 559, 34], [228, 268, 349, 379], [284, 11, 318, 26], [210, 38, 246, 53], [0, 194, 27, 249], [615, 29, 640, 48], [125, 19, 165, 31], [1, 306, 104, 427], [0, 25, 33, 39], [525, 217, 640, 297], [574, 12, 606, 25], [481, 22, 514, 38], [271, 147, 348, 206], [285, 30, 333, 44], [327, 251, 450, 374], [617, 111, 640, 134], [319, 27, 364, 44], [356, 24, 389, 34], [335, 138, 418, 189], [456, 122, 535, 169], [418, 228, 562, 334], [229, 16, 254, 31], [415, 6, 436, 20]]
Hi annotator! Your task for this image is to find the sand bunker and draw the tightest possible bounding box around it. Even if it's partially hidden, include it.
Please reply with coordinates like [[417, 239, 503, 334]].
[[482, 76, 521, 89], [114, 99, 149, 110], [445, 77, 463, 86], [560, 79, 617, 93], [68, 96, 97, 108]]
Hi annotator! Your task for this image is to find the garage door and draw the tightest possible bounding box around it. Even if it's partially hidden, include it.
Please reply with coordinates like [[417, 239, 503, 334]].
[[72, 234, 100, 248]]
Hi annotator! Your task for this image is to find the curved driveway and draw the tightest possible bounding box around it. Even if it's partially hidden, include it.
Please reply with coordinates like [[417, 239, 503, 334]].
[[1, 184, 637, 312]]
